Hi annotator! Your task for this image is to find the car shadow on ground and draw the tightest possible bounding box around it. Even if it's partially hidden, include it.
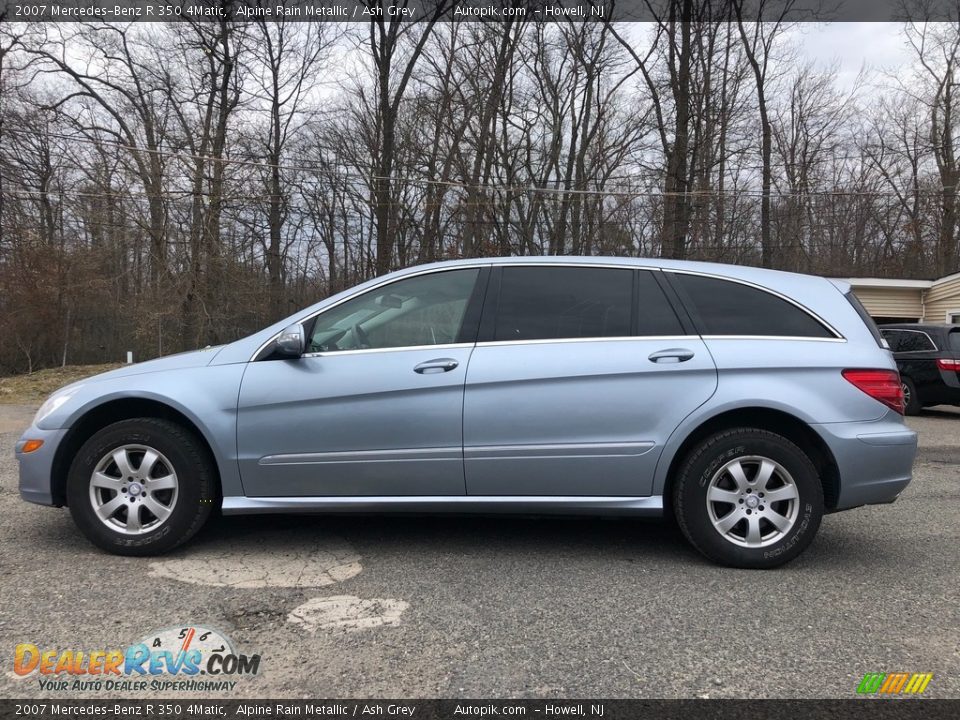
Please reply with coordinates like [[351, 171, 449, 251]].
[[195, 511, 692, 557], [23, 500, 899, 572], [919, 407, 960, 418]]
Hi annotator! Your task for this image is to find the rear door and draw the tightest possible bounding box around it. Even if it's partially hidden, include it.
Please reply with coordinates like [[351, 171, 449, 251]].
[[462, 265, 718, 497]]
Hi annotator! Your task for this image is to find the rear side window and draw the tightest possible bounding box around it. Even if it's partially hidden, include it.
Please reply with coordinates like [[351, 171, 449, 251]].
[[890, 330, 937, 352], [495, 266, 632, 341], [671, 273, 834, 338], [880, 330, 903, 351], [948, 330, 960, 352]]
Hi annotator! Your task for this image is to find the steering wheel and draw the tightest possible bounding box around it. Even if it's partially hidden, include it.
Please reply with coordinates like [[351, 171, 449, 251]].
[[353, 323, 371, 349]]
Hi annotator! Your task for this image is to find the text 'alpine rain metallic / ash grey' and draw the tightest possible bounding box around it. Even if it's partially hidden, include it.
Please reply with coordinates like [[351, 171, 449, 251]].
[[16, 257, 917, 568]]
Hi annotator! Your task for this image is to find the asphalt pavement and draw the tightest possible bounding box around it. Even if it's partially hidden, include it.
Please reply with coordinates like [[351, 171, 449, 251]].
[[0, 404, 957, 699]]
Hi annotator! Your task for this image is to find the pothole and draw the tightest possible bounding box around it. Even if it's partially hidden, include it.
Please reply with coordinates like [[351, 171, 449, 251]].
[[148, 530, 361, 588], [287, 595, 409, 632]]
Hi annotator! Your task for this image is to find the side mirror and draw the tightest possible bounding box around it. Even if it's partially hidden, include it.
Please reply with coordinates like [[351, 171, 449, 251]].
[[275, 323, 305, 358]]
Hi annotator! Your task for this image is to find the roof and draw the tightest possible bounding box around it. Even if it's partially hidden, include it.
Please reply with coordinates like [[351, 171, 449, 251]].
[[845, 278, 933, 289], [846, 271, 960, 289], [878, 323, 958, 331]]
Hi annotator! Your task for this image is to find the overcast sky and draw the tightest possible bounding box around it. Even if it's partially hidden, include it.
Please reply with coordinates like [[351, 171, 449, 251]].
[[792, 22, 910, 89]]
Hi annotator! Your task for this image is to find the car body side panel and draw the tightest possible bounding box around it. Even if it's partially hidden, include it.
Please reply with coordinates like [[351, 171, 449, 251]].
[[463, 338, 718, 496], [236, 347, 475, 497], [650, 338, 916, 507], [26, 364, 248, 499]]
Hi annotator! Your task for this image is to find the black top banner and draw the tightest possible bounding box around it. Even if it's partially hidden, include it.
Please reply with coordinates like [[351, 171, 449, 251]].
[[0, 0, 953, 24]]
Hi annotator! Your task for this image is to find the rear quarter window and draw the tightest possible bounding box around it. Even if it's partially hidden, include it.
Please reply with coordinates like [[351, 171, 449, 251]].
[[670, 273, 834, 338], [949, 330, 960, 352], [898, 331, 937, 352]]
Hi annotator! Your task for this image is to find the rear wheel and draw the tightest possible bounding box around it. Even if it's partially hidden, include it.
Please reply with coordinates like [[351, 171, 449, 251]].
[[901, 377, 921, 415], [66, 418, 216, 556], [672, 428, 824, 569]]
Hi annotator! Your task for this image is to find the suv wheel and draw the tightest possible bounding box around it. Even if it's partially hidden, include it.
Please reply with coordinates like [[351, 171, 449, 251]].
[[66, 418, 216, 556], [901, 377, 921, 415], [673, 428, 824, 569]]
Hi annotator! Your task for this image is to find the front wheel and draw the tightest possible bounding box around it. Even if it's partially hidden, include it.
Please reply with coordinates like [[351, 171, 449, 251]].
[[66, 418, 217, 556], [672, 428, 824, 569]]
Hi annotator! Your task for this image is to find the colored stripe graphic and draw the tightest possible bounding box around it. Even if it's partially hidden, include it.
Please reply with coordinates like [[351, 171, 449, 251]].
[[857, 672, 933, 695], [857, 673, 885, 694]]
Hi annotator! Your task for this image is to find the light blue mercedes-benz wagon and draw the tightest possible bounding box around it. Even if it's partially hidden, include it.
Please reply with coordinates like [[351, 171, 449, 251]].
[[16, 257, 917, 568]]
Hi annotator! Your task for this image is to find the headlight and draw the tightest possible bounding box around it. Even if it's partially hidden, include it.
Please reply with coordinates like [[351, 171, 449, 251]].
[[34, 388, 80, 426]]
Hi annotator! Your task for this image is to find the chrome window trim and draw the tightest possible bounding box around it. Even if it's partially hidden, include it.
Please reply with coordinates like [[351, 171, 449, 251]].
[[879, 328, 938, 353], [250, 265, 490, 361], [301, 342, 474, 359], [700, 335, 847, 343], [476, 335, 696, 348], [664, 268, 845, 340]]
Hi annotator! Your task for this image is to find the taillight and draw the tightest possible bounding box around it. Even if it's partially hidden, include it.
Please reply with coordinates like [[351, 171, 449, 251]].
[[936, 358, 960, 371], [842, 369, 905, 415]]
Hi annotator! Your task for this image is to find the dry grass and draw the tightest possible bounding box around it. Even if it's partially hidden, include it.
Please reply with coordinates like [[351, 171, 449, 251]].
[[0, 364, 123, 404]]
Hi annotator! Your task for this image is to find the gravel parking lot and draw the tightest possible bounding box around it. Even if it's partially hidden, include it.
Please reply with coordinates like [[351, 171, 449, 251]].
[[0, 404, 957, 699]]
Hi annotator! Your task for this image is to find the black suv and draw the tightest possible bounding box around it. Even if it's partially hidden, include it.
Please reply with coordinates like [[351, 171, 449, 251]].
[[879, 324, 960, 414]]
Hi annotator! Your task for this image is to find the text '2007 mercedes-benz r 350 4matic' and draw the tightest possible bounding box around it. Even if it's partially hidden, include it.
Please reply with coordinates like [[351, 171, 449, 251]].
[[16, 257, 917, 568]]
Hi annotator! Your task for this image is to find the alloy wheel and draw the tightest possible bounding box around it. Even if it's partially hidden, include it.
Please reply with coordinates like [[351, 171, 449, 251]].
[[705, 455, 800, 548], [88, 444, 179, 535]]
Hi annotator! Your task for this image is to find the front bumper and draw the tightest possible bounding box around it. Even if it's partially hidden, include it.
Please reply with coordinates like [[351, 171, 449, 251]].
[[813, 416, 917, 510], [16, 425, 69, 506]]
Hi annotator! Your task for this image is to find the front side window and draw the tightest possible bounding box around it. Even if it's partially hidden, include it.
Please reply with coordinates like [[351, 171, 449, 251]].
[[671, 273, 834, 338], [494, 266, 632, 341], [307, 269, 480, 353]]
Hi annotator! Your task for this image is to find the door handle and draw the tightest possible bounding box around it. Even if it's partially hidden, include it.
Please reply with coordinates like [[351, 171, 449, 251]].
[[414, 358, 460, 374], [648, 348, 695, 364]]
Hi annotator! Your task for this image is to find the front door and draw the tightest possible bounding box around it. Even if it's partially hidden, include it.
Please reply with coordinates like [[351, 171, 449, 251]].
[[237, 267, 486, 497], [463, 266, 717, 497]]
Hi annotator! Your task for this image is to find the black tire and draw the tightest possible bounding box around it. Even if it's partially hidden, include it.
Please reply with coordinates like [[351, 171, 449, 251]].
[[672, 428, 824, 569], [902, 376, 921, 416], [66, 418, 217, 556]]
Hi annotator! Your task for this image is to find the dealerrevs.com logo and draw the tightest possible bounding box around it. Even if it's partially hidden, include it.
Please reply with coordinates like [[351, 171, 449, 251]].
[[13, 626, 260, 693], [856, 672, 934, 695]]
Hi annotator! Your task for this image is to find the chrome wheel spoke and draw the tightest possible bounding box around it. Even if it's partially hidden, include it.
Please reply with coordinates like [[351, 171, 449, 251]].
[[726, 460, 750, 491], [91, 472, 123, 491], [766, 510, 793, 533], [145, 474, 176, 491], [745, 515, 762, 545], [95, 494, 126, 521], [764, 485, 799, 503], [754, 460, 776, 491], [143, 496, 172, 522], [707, 486, 740, 504], [715, 509, 744, 534], [139, 449, 160, 477], [113, 449, 136, 478], [125, 505, 142, 532]]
